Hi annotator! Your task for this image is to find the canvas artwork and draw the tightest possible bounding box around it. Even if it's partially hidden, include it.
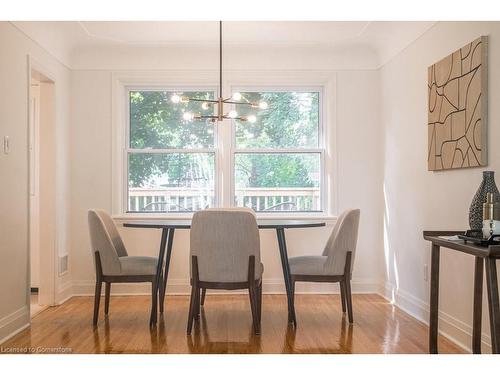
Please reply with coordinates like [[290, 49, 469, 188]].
[[427, 36, 488, 171]]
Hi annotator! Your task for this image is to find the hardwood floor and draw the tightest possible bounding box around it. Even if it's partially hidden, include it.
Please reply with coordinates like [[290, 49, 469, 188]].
[[2, 294, 463, 354]]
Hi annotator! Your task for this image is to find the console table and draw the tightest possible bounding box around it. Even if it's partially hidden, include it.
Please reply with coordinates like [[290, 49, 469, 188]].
[[423, 231, 500, 354]]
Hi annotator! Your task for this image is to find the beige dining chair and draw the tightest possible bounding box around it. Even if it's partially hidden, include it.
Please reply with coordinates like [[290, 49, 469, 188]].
[[188, 208, 263, 335], [88, 209, 161, 325], [288, 209, 360, 323]]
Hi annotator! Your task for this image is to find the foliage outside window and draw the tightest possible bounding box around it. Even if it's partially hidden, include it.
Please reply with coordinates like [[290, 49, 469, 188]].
[[234, 91, 322, 212], [127, 90, 216, 212]]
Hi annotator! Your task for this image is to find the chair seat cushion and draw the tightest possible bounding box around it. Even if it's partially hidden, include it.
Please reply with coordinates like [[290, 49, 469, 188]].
[[118, 256, 158, 276], [289, 255, 334, 276]]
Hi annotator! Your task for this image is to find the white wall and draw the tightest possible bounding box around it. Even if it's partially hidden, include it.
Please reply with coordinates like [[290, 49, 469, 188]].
[[69, 46, 383, 295], [71, 44, 378, 71], [0, 22, 71, 343], [380, 21, 500, 352]]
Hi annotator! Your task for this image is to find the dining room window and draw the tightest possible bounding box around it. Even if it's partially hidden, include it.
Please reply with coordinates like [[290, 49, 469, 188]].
[[122, 84, 327, 215], [232, 89, 323, 212], [126, 89, 217, 212]]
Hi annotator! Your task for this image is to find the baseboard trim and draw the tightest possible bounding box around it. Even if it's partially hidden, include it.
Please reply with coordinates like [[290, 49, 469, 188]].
[[380, 282, 492, 353], [56, 280, 73, 305], [71, 277, 380, 296], [0, 305, 30, 345]]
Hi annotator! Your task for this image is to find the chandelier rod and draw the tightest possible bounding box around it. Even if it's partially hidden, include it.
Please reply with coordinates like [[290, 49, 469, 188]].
[[219, 20, 223, 99], [172, 20, 265, 123]]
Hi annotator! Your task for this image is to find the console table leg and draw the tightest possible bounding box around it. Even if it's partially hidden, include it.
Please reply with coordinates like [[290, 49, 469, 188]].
[[472, 257, 483, 354], [485, 257, 500, 354], [429, 244, 440, 354]]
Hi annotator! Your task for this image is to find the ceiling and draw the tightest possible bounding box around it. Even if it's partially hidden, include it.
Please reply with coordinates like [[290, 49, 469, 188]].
[[12, 21, 436, 68], [81, 21, 374, 45]]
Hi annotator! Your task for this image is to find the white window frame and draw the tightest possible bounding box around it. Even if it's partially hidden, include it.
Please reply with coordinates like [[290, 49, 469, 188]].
[[124, 85, 220, 213], [229, 86, 326, 214], [111, 71, 337, 219]]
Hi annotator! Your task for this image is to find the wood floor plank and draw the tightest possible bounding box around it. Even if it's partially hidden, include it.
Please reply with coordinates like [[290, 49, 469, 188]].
[[1, 294, 464, 354]]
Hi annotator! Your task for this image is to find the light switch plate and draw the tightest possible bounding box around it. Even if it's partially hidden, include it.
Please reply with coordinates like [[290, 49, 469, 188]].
[[3, 136, 9, 154]]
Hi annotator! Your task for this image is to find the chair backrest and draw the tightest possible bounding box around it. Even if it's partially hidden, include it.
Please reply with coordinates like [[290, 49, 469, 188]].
[[190, 208, 261, 283], [322, 209, 360, 276], [88, 209, 128, 275]]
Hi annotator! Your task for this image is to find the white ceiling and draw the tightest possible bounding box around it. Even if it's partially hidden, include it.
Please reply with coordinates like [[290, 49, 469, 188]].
[[80, 21, 374, 45], [12, 21, 436, 68]]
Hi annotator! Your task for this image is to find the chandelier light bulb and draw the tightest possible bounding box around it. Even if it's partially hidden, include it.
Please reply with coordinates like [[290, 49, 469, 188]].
[[247, 115, 257, 123], [258, 101, 268, 110], [171, 94, 181, 103], [232, 92, 242, 101], [201, 102, 210, 110], [228, 110, 238, 118], [183, 112, 194, 121]]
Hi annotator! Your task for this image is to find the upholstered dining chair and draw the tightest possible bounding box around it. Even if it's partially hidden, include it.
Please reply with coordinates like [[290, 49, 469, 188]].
[[288, 209, 360, 323], [88, 209, 160, 325], [188, 208, 263, 335]]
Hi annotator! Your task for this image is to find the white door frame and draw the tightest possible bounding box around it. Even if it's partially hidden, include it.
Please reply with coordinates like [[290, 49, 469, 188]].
[[27, 56, 57, 310]]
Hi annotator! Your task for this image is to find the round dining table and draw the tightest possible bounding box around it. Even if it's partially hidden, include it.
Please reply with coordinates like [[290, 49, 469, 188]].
[[123, 219, 326, 326]]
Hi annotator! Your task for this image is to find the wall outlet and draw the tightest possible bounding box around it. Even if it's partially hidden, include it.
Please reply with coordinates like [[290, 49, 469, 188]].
[[424, 264, 428, 281]]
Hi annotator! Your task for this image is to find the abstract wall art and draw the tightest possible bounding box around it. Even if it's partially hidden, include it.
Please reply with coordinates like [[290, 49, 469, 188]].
[[428, 36, 488, 171]]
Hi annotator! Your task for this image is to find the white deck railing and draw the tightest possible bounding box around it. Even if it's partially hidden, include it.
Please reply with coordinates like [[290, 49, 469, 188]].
[[128, 187, 320, 212]]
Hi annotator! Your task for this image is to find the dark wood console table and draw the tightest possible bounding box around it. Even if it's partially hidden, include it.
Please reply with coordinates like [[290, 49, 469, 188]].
[[423, 231, 500, 354]]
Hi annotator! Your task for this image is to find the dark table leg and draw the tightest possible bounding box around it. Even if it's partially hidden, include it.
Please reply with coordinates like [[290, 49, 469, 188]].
[[472, 256, 484, 354], [276, 228, 296, 326], [159, 228, 175, 313], [485, 257, 500, 353], [429, 243, 440, 354], [150, 228, 169, 327]]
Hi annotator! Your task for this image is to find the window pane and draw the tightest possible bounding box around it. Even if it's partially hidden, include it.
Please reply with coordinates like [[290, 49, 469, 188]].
[[128, 153, 215, 212], [235, 92, 319, 149], [234, 153, 321, 212], [130, 90, 215, 149]]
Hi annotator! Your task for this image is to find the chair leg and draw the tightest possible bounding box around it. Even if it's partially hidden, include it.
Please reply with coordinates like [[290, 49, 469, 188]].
[[195, 287, 201, 320], [187, 284, 197, 335], [159, 270, 165, 313], [290, 278, 296, 321], [344, 277, 354, 324], [150, 278, 158, 326], [93, 279, 102, 326], [340, 281, 347, 313], [257, 281, 263, 323], [200, 288, 206, 306], [249, 282, 260, 335], [104, 282, 111, 315]]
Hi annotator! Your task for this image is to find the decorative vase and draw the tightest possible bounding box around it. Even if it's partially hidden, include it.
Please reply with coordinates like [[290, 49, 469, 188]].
[[469, 171, 500, 230]]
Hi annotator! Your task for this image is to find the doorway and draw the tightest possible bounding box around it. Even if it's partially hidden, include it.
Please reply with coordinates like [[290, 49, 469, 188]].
[[29, 64, 56, 317]]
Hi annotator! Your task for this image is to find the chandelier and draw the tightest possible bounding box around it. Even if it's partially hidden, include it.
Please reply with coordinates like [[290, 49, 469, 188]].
[[170, 21, 268, 123]]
